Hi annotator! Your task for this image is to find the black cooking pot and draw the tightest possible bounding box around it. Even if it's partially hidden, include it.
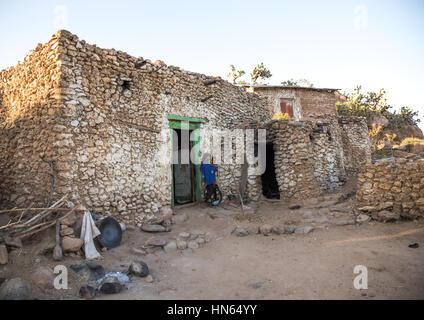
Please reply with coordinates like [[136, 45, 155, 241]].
[[98, 217, 122, 249]]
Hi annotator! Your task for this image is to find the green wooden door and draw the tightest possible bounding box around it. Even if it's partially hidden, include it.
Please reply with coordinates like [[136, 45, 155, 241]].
[[168, 115, 204, 207]]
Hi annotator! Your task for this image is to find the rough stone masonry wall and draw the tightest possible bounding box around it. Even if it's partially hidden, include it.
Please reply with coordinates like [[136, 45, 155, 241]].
[[296, 89, 338, 117], [55, 30, 270, 224], [270, 115, 369, 200], [338, 116, 372, 175], [356, 157, 424, 221], [272, 116, 346, 200], [249, 87, 338, 120], [0, 34, 66, 209]]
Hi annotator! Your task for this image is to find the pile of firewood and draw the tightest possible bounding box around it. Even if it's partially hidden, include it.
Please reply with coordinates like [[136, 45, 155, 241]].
[[0, 195, 84, 240]]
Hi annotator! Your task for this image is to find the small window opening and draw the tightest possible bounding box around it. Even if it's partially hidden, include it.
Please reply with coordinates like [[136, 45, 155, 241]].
[[122, 80, 131, 91]]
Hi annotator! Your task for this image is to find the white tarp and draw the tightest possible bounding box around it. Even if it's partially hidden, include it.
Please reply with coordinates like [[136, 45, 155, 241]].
[[80, 211, 101, 260]]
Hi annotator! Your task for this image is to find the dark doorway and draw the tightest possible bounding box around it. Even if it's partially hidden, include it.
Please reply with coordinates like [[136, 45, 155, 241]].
[[261, 143, 280, 199], [172, 129, 195, 205]]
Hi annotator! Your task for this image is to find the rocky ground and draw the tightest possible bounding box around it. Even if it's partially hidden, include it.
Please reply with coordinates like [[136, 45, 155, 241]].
[[1, 188, 424, 300]]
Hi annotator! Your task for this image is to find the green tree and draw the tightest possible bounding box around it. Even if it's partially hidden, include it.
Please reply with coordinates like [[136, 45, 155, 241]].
[[227, 65, 246, 84], [250, 63, 272, 85], [337, 86, 420, 134]]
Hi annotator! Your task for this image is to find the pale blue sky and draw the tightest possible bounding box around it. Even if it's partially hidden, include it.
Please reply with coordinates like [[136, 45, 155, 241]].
[[1, 0, 423, 129]]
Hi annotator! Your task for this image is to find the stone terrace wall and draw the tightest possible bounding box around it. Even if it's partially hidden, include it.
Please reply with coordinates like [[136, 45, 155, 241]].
[[0, 34, 65, 208], [55, 30, 270, 224], [356, 156, 424, 221]]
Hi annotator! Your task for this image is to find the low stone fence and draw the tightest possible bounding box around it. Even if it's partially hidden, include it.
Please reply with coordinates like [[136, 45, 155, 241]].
[[356, 156, 424, 221]]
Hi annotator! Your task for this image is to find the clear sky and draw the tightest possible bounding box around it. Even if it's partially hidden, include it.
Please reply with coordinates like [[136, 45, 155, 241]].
[[1, 0, 423, 130]]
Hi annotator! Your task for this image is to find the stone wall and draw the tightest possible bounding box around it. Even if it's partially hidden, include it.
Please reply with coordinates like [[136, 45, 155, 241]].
[[246, 87, 338, 120], [0, 29, 372, 226], [356, 156, 424, 221], [338, 116, 372, 175], [0, 34, 65, 208], [5, 30, 270, 225], [271, 116, 347, 200]]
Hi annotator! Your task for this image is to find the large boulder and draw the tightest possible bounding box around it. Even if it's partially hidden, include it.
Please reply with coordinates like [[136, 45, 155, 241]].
[[141, 224, 167, 233], [0, 278, 31, 300], [61, 236, 83, 252], [144, 236, 167, 247], [31, 267, 55, 290]]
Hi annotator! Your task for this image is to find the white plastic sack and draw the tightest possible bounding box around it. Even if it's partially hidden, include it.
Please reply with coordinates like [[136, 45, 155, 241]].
[[80, 211, 101, 260]]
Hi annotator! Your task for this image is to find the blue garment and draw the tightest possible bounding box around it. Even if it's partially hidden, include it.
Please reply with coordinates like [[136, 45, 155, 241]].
[[200, 162, 217, 185]]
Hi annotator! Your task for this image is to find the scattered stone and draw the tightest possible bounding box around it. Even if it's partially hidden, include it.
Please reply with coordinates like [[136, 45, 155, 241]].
[[233, 227, 249, 237], [70, 262, 105, 281], [162, 219, 172, 227], [141, 224, 167, 233], [119, 223, 126, 231], [0, 278, 31, 300], [333, 219, 355, 226], [302, 211, 315, 219], [259, 224, 273, 235], [131, 248, 147, 256], [190, 233, 199, 240], [5, 237, 22, 249], [187, 241, 199, 249], [171, 213, 188, 224], [145, 275, 154, 283], [192, 230, 206, 237], [196, 237, 206, 246], [377, 211, 400, 222], [357, 214, 371, 223], [283, 225, 296, 234], [358, 206, 377, 212], [176, 239, 188, 250], [60, 212, 78, 226], [303, 226, 314, 234], [248, 227, 259, 234], [0, 245, 8, 265], [289, 204, 301, 210], [61, 236, 83, 252], [60, 226, 74, 237], [243, 205, 257, 214], [78, 285, 96, 299], [295, 226, 314, 234], [164, 241, 178, 253], [178, 232, 190, 240], [145, 236, 167, 247], [249, 281, 263, 289], [30, 267, 55, 290], [160, 206, 174, 219], [99, 276, 124, 294], [183, 248, 193, 255], [129, 260, 149, 277], [271, 226, 283, 235]]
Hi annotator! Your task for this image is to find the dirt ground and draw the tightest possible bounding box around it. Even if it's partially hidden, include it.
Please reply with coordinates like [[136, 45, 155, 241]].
[[1, 189, 424, 300]]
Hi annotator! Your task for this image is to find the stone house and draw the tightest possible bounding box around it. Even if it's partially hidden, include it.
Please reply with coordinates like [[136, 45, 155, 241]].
[[242, 85, 342, 120], [0, 30, 371, 225]]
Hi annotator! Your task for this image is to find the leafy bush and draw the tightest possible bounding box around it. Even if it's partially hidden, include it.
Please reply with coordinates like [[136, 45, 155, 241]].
[[337, 86, 420, 128]]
